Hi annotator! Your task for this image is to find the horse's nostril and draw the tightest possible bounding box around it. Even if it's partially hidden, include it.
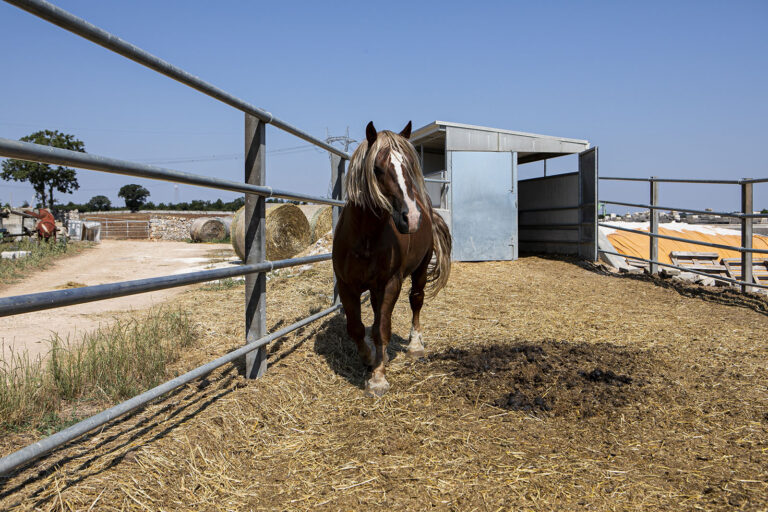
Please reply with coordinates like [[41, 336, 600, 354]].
[[401, 212, 408, 223]]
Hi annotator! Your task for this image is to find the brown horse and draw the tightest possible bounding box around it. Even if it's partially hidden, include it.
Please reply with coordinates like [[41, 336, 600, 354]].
[[332, 121, 452, 397]]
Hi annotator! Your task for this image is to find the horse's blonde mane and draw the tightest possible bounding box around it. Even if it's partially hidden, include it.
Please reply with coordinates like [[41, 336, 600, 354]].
[[346, 130, 429, 212]]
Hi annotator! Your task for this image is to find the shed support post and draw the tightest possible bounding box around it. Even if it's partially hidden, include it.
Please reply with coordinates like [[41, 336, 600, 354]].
[[741, 181, 753, 293], [245, 113, 267, 379], [649, 177, 659, 275], [330, 154, 345, 305]]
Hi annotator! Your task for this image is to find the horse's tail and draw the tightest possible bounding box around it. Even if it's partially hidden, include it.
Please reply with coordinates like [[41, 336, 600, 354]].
[[426, 208, 452, 297]]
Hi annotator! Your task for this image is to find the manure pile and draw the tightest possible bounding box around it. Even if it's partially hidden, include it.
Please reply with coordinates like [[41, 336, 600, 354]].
[[1, 257, 766, 510]]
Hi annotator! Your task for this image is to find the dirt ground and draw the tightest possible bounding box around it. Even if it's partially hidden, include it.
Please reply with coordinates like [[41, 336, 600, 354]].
[[0, 240, 235, 360], [1, 256, 767, 510]]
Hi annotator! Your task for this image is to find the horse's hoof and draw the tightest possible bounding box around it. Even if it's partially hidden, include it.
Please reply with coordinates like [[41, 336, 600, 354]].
[[365, 377, 390, 398], [407, 347, 425, 358], [406, 327, 425, 357]]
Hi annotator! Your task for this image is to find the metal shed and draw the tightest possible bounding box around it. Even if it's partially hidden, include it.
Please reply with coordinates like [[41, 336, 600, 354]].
[[410, 121, 597, 261]]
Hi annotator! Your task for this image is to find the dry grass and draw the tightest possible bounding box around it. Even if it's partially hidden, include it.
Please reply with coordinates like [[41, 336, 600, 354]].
[[53, 281, 87, 290], [0, 256, 766, 510], [0, 309, 196, 433], [0, 240, 92, 289]]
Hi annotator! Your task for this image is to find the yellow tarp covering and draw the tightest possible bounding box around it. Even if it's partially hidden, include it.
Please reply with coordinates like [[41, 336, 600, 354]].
[[607, 227, 768, 264]]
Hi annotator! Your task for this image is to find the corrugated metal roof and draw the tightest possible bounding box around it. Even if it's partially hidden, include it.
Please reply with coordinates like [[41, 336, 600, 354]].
[[409, 121, 589, 164]]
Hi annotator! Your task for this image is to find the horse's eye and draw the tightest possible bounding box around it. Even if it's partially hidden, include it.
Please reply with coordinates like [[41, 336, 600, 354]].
[[374, 166, 383, 176]]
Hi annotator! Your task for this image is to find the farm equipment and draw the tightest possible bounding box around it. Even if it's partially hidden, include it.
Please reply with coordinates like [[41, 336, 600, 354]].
[[0, 207, 58, 242], [0, 208, 31, 242]]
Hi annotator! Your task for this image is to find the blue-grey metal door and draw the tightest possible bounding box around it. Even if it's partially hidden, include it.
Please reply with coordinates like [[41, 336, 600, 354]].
[[450, 151, 517, 261]]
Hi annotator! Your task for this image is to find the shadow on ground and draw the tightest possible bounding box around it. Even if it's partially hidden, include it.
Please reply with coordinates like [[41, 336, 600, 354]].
[[0, 369, 241, 509], [313, 315, 409, 390]]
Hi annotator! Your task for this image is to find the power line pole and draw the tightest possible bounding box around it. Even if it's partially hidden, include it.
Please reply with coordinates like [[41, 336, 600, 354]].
[[325, 126, 356, 154], [325, 128, 356, 198]]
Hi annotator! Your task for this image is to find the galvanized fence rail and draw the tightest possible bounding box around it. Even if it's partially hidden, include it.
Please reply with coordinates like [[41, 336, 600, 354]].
[[91, 218, 150, 239], [0, 0, 351, 476], [599, 177, 768, 292]]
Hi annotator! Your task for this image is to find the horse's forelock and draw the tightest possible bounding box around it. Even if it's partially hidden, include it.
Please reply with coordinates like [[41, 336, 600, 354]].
[[345, 130, 428, 212]]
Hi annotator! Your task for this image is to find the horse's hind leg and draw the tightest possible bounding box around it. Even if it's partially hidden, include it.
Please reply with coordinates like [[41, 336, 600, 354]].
[[407, 251, 432, 358], [338, 281, 374, 367]]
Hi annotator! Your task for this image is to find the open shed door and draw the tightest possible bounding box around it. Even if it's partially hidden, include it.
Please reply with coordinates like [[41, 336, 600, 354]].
[[450, 151, 517, 261], [578, 147, 598, 261]]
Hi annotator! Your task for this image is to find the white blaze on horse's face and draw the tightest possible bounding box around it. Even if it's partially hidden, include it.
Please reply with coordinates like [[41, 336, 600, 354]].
[[390, 150, 421, 233]]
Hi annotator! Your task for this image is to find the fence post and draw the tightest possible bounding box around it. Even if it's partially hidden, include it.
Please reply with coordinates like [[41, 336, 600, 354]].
[[245, 114, 267, 379], [330, 154, 345, 305], [741, 180, 753, 293], [649, 177, 658, 275]]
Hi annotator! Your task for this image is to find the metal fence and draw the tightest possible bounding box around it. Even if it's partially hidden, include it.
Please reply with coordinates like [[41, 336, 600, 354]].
[[599, 176, 768, 292], [85, 218, 150, 239], [0, 0, 350, 475]]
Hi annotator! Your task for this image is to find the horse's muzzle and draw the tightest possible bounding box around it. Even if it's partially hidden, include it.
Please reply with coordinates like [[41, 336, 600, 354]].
[[394, 204, 421, 234]]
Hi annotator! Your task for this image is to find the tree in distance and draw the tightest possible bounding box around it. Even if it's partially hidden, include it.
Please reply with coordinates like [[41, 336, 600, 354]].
[[86, 195, 111, 211], [118, 184, 150, 212], [1, 130, 84, 208]]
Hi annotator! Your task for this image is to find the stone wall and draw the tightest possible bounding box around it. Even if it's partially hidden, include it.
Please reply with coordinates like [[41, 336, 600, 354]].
[[149, 216, 195, 241], [149, 214, 233, 241], [64, 211, 234, 241]]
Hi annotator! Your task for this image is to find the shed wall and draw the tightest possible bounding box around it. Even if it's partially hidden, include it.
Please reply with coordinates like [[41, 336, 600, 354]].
[[519, 173, 580, 254]]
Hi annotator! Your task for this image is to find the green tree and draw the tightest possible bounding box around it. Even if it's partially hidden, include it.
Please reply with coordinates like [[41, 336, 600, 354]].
[[1, 130, 84, 208], [118, 184, 150, 212], [86, 195, 111, 211]]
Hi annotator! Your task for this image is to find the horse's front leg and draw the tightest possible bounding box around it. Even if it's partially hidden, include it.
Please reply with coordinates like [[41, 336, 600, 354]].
[[366, 278, 402, 397], [338, 280, 374, 367]]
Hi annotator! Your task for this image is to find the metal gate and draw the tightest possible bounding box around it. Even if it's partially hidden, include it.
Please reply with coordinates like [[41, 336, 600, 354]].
[[89, 218, 150, 239]]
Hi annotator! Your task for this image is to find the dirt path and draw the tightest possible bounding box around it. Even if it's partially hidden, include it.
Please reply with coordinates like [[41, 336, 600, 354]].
[[0, 240, 236, 360]]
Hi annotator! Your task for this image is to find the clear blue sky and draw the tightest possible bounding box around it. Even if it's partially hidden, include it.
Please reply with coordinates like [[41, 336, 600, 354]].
[[1, 0, 766, 212]]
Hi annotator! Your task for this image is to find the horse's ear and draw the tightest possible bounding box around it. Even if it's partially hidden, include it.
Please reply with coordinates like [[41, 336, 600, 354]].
[[399, 121, 412, 139], [366, 121, 377, 146]]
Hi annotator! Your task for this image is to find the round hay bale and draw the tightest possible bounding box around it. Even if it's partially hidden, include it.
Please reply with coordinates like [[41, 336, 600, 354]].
[[266, 204, 311, 259], [230, 204, 311, 261], [231, 207, 245, 260], [309, 206, 333, 242], [189, 217, 228, 242], [297, 204, 323, 220], [218, 216, 232, 233]]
